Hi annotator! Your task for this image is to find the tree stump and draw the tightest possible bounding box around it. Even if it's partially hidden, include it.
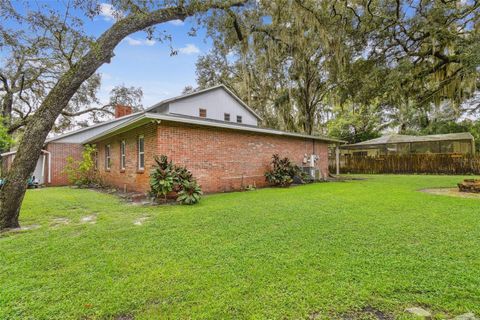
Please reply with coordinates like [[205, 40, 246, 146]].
[[458, 179, 480, 193]]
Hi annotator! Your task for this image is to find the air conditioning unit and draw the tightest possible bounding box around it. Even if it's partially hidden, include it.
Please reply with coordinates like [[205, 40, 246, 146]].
[[300, 166, 318, 181], [299, 154, 321, 181]]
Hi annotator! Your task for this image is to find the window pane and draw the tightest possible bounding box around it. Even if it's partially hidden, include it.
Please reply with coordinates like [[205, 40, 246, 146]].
[[120, 141, 126, 169], [105, 145, 110, 169], [138, 136, 145, 169], [224, 113, 230, 121], [236, 115, 242, 123], [199, 108, 207, 118]]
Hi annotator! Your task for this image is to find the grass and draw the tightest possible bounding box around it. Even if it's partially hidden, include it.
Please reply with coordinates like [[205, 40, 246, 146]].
[[1, 175, 480, 319]]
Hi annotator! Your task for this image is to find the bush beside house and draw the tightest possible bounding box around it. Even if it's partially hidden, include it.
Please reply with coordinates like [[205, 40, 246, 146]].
[[150, 155, 202, 205], [63, 144, 101, 187], [265, 154, 307, 187]]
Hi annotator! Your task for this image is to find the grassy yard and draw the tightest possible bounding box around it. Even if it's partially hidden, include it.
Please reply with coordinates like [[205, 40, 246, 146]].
[[1, 175, 480, 319]]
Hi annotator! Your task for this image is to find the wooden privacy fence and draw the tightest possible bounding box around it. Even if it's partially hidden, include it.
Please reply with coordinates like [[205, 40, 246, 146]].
[[329, 154, 480, 175]]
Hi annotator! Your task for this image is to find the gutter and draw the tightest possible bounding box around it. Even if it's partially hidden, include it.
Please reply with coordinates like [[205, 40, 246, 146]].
[[83, 112, 345, 144]]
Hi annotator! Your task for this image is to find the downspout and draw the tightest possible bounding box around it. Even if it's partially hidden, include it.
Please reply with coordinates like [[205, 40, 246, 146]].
[[43, 150, 52, 184], [41, 154, 46, 183]]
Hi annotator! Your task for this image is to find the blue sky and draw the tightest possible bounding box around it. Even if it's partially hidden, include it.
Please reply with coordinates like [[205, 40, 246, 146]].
[[3, 2, 212, 109], [90, 4, 211, 108], [3, 2, 213, 109]]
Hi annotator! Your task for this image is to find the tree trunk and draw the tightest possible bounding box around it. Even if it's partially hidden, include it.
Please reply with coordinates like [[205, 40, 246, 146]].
[[1, 92, 13, 126], [0, 1, 245, 230]]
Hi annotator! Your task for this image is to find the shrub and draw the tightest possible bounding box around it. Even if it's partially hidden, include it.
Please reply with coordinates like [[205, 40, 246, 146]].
[[173, 165, 193, 192], [63, 144, 100, 187], [265, 154, 305, 187], [150, 155, 202, 204], [0, 118, 12, 154], [176, 180, 203, 205], [149, 156, 175, 201]]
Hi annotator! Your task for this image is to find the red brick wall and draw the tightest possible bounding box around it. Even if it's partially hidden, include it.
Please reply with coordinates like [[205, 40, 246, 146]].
[[94, 122, 330, 194], [45, 143, 83, 186], [157, 122, 329, 193], [94, 123, 158, 193]]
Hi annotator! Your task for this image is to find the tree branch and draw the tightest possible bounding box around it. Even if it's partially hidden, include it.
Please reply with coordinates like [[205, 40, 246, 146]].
[[60, 105, 115, 117]]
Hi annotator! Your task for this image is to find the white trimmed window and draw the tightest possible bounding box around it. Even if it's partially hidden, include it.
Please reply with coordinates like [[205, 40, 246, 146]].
[[94, 151, 98, 170], [138, 135, 145, 170], [105, 144, 111, 170], [236, 115, 242, 123], [120, 140, 126, 170]]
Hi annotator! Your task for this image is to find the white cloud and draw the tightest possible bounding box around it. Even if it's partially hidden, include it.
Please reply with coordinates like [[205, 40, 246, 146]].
[[144, 39, 156, 46], [178, 44, 200, 55], [99, 3, 115, 21], [169, 19, 185, 26], [125, 37, 142, 46], [99, 3, 124, 21], [124, 37, 156, 46]]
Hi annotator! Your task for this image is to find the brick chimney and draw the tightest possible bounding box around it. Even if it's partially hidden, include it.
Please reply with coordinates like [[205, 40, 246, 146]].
[[115, 105, 133, 118]]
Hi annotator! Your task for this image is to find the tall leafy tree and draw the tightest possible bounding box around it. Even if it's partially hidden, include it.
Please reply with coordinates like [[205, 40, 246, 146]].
[[196, 0, 479, 138], [0, 0, 246, 230], [198, 0, 353, 134]]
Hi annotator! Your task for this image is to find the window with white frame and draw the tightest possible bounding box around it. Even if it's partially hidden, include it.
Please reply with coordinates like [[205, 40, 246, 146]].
[[120, 140, 126, 170], [138, 135, 145, 170], [105, 144, 111, 170], [94, 151, 98, 170]]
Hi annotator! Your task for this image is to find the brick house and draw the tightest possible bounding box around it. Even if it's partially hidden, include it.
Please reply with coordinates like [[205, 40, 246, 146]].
[[2, 85, 342, 193]]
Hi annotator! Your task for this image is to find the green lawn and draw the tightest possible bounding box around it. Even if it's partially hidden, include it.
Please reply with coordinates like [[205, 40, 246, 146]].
[[1, 175, 480, 319]]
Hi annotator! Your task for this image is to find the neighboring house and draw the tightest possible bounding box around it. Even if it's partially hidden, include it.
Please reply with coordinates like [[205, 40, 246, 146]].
[[1, 85, 343, 193], [341, 133, 476, 157]]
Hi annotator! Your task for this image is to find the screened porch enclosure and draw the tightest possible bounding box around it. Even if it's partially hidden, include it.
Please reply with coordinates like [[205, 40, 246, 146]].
[[341, 133, 475, 156]]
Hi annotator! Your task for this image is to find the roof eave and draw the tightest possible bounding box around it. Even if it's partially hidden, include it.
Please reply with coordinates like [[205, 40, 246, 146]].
[[83, 114, 152, 144], [84, 112, 344, 144], [45, 112, 142, 144]]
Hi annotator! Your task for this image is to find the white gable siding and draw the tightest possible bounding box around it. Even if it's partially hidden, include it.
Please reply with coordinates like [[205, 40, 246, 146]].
[[165, 88, 258, 126]]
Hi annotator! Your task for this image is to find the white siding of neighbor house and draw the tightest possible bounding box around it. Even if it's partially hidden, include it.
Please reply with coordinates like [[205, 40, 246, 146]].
[[153, 87, 258, 126]]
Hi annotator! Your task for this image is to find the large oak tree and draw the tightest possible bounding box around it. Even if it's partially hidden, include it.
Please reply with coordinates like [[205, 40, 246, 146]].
[[196, 0, 479, 141], [0, 0, 246, 230]]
